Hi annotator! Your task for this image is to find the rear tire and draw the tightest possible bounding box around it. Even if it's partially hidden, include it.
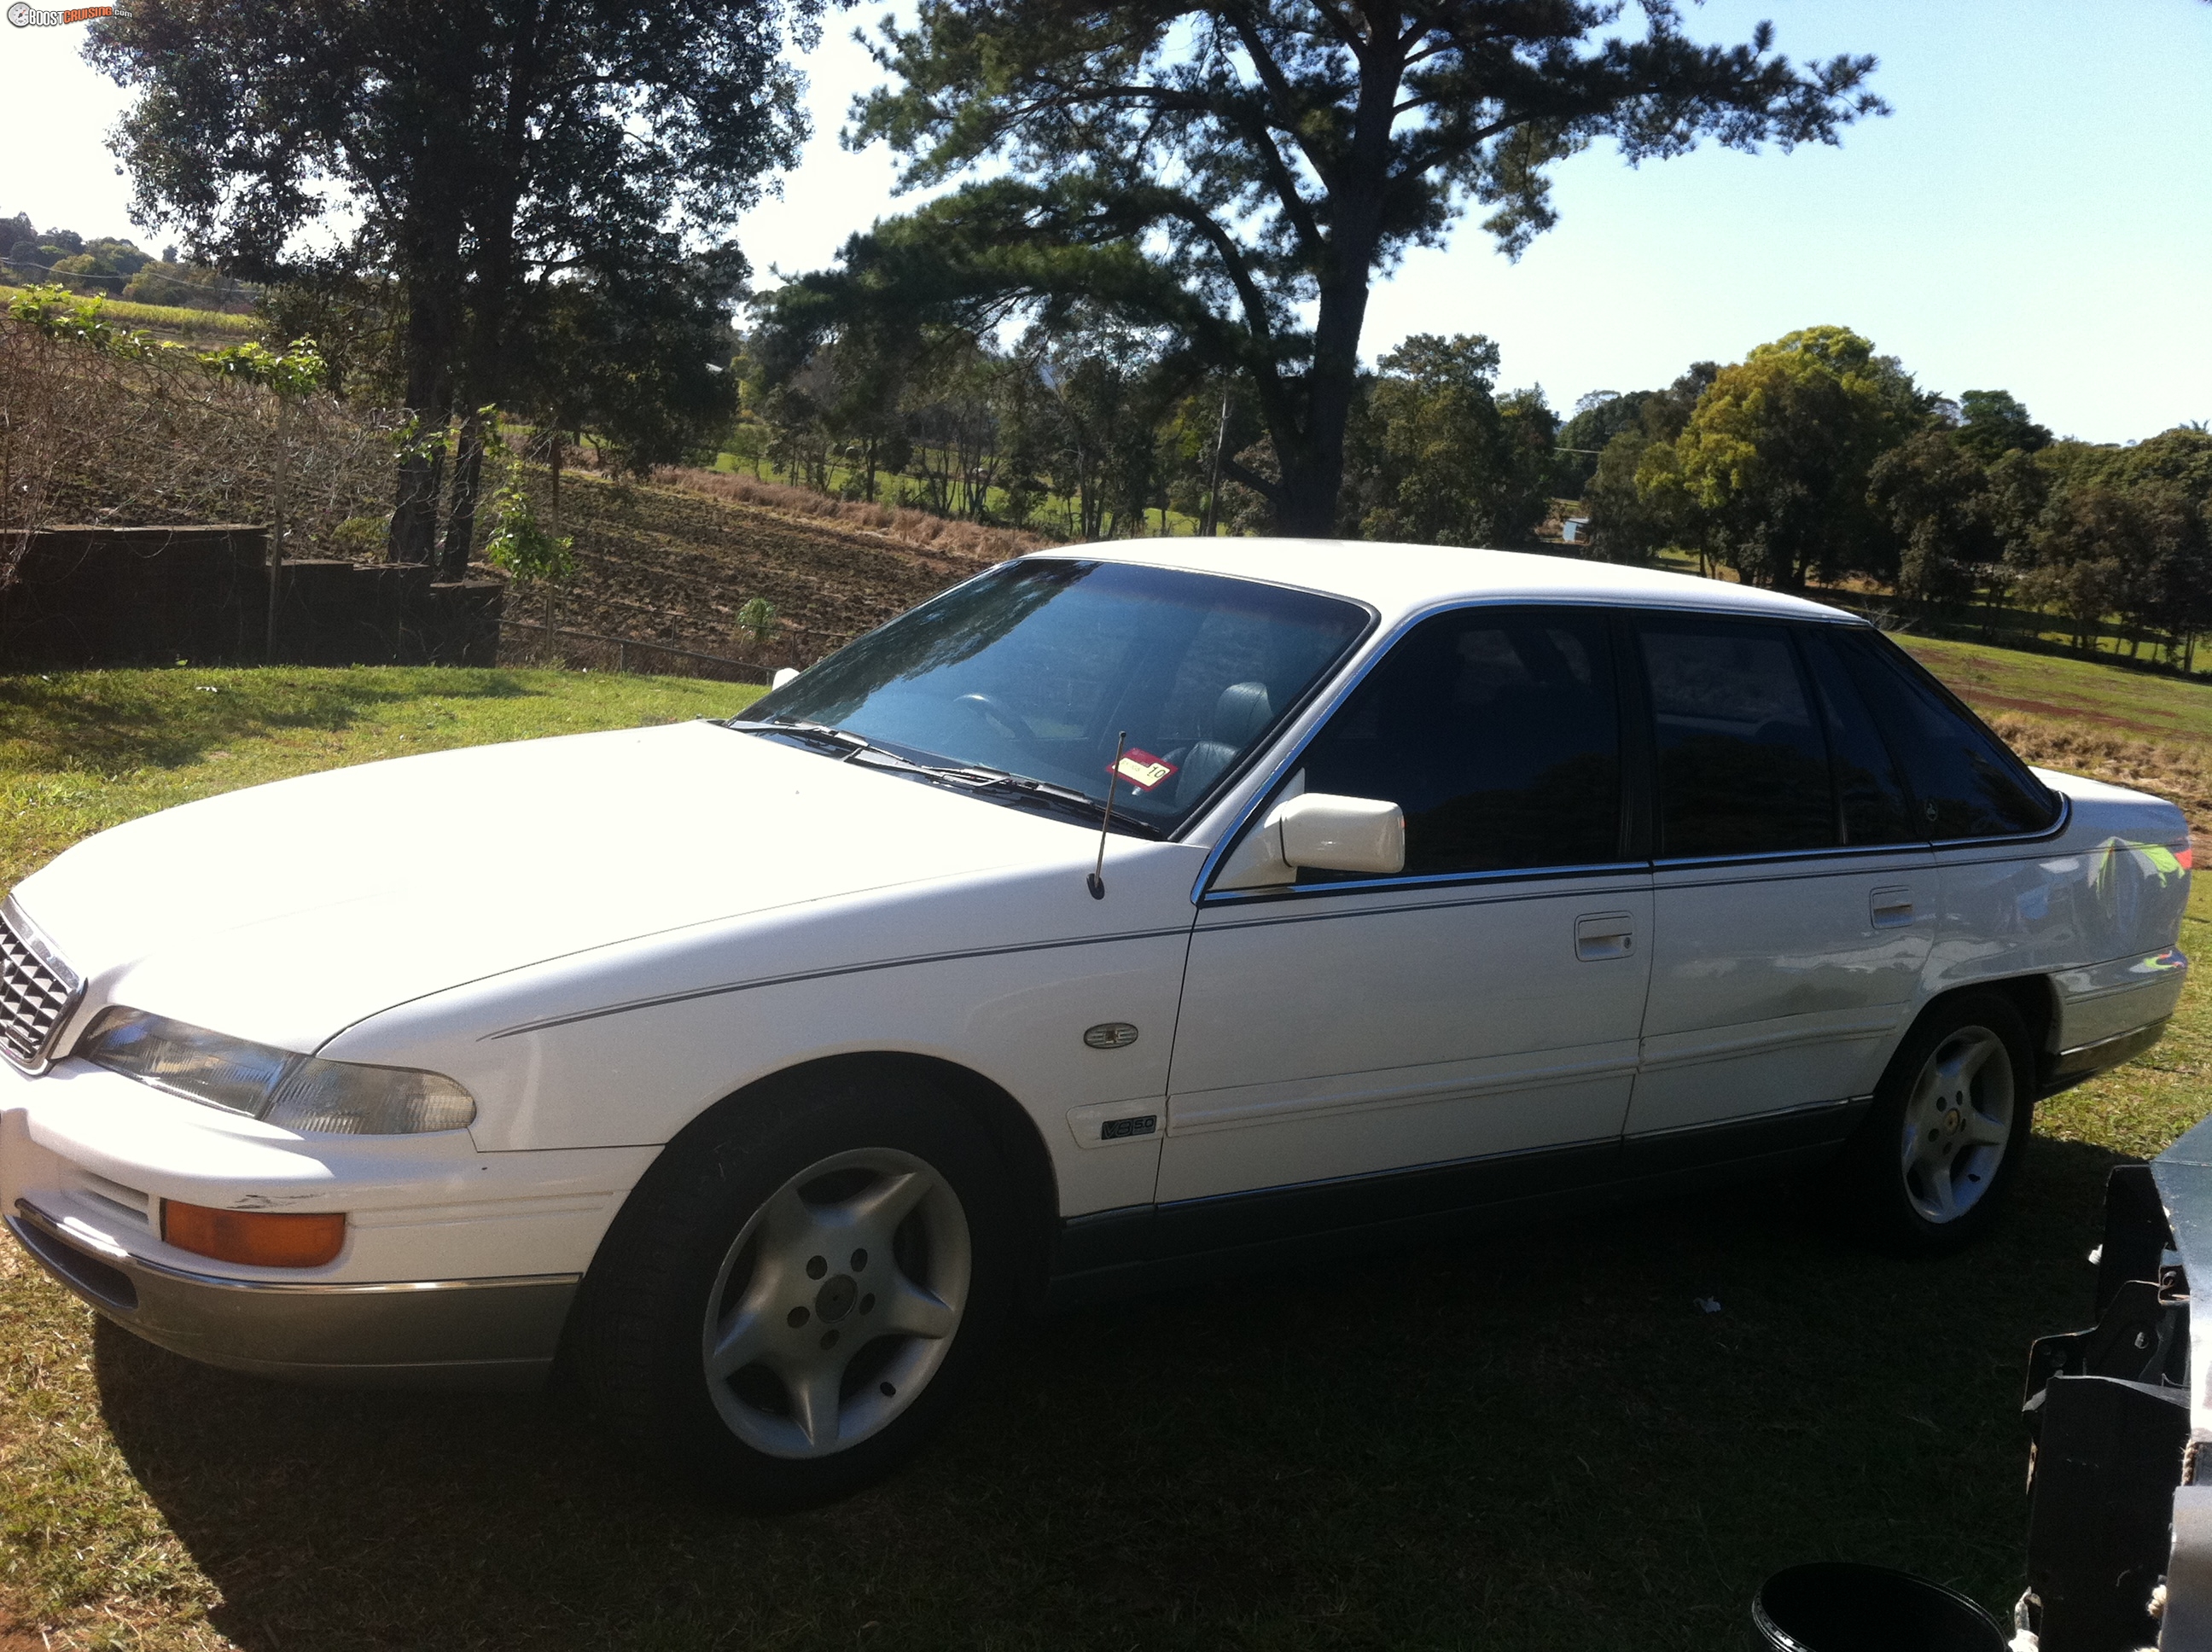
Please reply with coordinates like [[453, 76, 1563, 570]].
[[573, 1063, 1015, 1509], [1839, 992, 2034, 1255]]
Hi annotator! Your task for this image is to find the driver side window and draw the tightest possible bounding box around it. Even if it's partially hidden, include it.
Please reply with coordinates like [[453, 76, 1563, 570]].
[[1296, 606, 1625, 879]]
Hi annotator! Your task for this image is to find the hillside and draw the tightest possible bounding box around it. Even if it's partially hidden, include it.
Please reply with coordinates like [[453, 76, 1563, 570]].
[[524, 468, 1001, 667], [0, 283, 258, 345]]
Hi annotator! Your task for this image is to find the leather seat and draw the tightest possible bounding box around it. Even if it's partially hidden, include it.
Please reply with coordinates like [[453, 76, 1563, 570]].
[[1173, 681, 1273, 803]]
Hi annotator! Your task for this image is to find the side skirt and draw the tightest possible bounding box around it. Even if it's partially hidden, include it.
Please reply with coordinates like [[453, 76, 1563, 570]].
[[1044, 1099, 1871, 1310]]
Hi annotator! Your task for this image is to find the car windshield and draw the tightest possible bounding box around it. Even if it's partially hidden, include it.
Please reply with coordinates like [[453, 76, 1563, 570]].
[[737, 558, 1371, 834]]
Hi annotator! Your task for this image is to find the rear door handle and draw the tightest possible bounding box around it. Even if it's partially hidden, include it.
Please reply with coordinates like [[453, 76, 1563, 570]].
[[1871, 887, 1914, 928], [1575, 912, 1635, 961]]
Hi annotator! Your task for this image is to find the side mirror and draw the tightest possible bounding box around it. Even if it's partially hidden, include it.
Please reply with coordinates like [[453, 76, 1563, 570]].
[[1278, 793, 1405, 874], [771, 666, 800, 690], [1214, 792, 1405, 889]]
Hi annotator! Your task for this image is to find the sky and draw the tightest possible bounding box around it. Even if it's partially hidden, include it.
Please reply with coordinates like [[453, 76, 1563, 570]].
[[3, 1, 2207, 444]]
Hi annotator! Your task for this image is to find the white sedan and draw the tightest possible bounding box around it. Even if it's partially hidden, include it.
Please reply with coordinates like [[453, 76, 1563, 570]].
[[0, 542, 2191, 1507]]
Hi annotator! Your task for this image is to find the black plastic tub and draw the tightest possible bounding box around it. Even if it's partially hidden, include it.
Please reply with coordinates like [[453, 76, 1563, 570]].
[[1753, 1563, 2007, 1652]]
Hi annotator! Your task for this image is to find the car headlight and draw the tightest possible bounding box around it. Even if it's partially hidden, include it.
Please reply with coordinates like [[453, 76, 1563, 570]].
[[76, 1008, 476, 1136]]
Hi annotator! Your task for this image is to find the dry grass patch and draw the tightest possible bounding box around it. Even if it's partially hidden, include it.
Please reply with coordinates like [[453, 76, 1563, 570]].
[[1988, 714, 2212, 835]]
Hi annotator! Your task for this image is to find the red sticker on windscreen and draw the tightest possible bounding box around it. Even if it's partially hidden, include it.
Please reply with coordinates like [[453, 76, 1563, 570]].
[[1110, 748, 1178, 792]]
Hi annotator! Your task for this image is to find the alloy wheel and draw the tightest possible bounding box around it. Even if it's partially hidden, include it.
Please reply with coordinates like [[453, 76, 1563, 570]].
[[1898, 1025, 2016, 1225], [700, 1147, 970, 1459]]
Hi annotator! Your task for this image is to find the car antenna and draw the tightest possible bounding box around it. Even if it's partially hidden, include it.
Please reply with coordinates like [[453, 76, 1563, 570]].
[[1087, 732, 1126, 901]]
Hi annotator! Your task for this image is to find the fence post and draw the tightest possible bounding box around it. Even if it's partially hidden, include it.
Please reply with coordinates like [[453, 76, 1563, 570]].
[[267, 394, 290, 660]]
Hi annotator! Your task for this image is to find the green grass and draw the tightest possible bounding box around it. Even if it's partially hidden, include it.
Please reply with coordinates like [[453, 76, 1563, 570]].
[[0, 660, 2204, 1650], [1896, 633, 2212, 749], [0, 285, 260, 338]]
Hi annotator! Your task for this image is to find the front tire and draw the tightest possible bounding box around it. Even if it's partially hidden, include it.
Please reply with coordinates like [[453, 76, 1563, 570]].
[[1841, 992, 2034, 1254], [573, 1064, 1015, 1509]]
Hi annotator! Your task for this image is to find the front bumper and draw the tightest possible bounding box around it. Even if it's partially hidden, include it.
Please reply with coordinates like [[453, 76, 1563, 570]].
[[8, 1195, 577, 1390], [0, 1055, 658, 1390]]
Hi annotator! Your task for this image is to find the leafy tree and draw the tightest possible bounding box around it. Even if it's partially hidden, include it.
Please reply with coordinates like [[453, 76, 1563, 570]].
[[7, 224, 86, 274], [1581, 363, 1713, 562], [902, 333, 1014, 521], [766, 1, 1884, 536], [1342, 333, 1557, 547], [1954, 388, 2052, 462], [1555, 388, 1666, 497], [2025, 427, 2212, 662], [1640, 325, 1924, 588], [2074, 424, 2212, 501], [1016, 317, 1187, 538], [2115, 482, 2212, 663], [2026, 486, 2145, 653], [91, 0, 818, 565], [1155, 375, 1257, 532], [256, 267, 404, 403], [748, 347, 837, 492], [1866, 430, 2001, 609], [48, 237, 154, 294], [509, 251, 745, 480]]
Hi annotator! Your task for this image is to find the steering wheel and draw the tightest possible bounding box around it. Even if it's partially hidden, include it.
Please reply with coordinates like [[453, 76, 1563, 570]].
[[952, 692, 1028, 743]]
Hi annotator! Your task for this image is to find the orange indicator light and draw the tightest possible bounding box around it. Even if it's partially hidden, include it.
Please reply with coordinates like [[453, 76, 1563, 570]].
[[161, 1201, 346, 1268]]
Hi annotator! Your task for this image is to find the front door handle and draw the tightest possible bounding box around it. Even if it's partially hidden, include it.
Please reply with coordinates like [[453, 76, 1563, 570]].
[[1871, 887, 1914, 929], [1575, 912, 1635, 962]]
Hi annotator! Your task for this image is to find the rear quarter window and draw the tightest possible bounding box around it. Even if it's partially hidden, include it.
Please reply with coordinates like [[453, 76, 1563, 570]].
[[1796, 628, 1918, 846], [1832, 631, 2059, 840]]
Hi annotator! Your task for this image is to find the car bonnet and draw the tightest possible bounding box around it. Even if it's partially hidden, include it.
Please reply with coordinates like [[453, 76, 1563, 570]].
[[15, 719, 1095, 1054]]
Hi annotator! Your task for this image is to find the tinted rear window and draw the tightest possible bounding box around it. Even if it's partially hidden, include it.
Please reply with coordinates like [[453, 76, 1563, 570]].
[[1832, 631, 2058, 840], [1797, 629, 1918, 846]]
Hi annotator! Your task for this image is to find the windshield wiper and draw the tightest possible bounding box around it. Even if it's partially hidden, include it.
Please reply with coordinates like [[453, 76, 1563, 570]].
[[723, 718, 937, 775], [725, 715, 860, 750], [927, 763, 1162, 839], [724, 718, 1158, 838]]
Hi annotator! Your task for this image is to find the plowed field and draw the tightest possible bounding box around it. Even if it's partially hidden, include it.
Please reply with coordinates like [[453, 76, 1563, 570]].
[[523, 471, 995, 669]]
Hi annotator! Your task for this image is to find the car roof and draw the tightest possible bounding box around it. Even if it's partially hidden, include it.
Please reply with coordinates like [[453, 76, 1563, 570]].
[[1025, 538, 1863, 627]]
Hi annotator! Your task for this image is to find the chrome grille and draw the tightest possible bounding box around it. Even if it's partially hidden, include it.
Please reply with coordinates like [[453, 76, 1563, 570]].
[[0, 900, 81, 1071]]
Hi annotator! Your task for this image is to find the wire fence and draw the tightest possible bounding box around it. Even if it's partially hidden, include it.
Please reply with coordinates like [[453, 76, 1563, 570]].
[[1, 313, 853, 680], [0, 316, 399, 583], [0, 253, 264, 310]]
